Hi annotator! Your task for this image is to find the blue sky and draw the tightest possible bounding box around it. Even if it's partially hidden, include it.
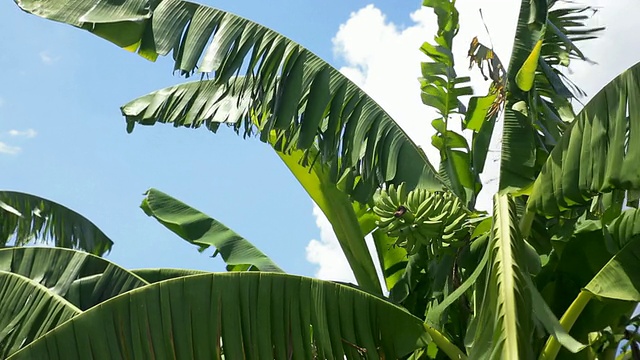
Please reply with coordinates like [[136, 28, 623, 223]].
[[0, 0, 425, 275], [2, 0, 640, 284]]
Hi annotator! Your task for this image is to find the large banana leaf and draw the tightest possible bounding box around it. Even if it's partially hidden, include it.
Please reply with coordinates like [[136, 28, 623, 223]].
[[16, 0, 444, 203], [0, 247, 148, 310], [528, 61, 640, 216], [141, 188, 283, 273], [467, 194, 534, 359], [0, 271, 81, 358], [9, 272, 429, 359], [0, 191, 113, 255]]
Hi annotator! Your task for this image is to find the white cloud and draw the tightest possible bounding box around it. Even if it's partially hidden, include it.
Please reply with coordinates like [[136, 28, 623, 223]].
[[0, 129, 37, 155], [39, 51, 59, 64], [0, 142, 21, 155], [8, 129, 37, 138], [305, 205, 356, 283], [332, 5, 436, 162], [306, 1, 640, 282]]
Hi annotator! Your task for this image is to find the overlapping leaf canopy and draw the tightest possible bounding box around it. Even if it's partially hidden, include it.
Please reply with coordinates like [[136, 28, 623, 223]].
[[9, 0, 640, 358]]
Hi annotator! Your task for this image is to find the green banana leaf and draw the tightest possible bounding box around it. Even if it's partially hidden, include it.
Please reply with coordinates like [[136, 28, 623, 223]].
[[9, 272, 429, 359], [132, 268, 209, 283], [15, 0, 444, 203], [466, 194, 534, 359], [608, 206, 640, 248], [580, 236, 640, 317], [528, 61, 640, 216], [0, 191, 113, 255], [0, 271, 81, 358], [0, 247, 147, 310], [141, 188, 283, 273]]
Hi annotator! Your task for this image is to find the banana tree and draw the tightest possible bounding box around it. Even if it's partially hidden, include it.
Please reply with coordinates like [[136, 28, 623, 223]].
[[11, 0, 640, 358]]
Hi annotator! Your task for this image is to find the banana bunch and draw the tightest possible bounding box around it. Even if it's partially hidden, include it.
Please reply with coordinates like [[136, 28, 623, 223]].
[[373, 183, 470, 257]]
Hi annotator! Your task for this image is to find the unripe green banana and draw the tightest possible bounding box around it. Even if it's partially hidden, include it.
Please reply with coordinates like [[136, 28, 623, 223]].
[[373, 183, 471, 259]]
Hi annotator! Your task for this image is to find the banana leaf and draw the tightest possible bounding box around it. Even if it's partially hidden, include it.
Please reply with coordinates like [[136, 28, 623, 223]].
[[9, 272, 429, 359], [0, 191, 113, 255]]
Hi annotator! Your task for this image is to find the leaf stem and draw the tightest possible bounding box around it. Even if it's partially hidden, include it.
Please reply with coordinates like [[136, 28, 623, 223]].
[[539, 290, 594, 360], [424, 323, 467, 359]]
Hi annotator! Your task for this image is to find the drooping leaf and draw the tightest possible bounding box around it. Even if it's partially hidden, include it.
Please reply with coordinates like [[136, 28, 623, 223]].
[[0, 271, 81, 358], [528, 61, 640, 216], [121, 78, 443, 204], [9, 272, 429, 359], [141, 188, 283, 273], [607, 207, 640, 248], [15, 0, 443, 203], [0, 191, 113, 255], [465, 40, 505, 185], [0, 247, 147, 310]]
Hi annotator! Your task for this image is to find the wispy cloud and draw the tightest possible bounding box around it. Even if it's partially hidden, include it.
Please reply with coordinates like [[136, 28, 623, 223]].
[[39, 51, 60, 64], [0, 129, 37, 155], [8, 129, 37, 138], [0, 97, 4, 108], [0, 142, 21, 155]]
